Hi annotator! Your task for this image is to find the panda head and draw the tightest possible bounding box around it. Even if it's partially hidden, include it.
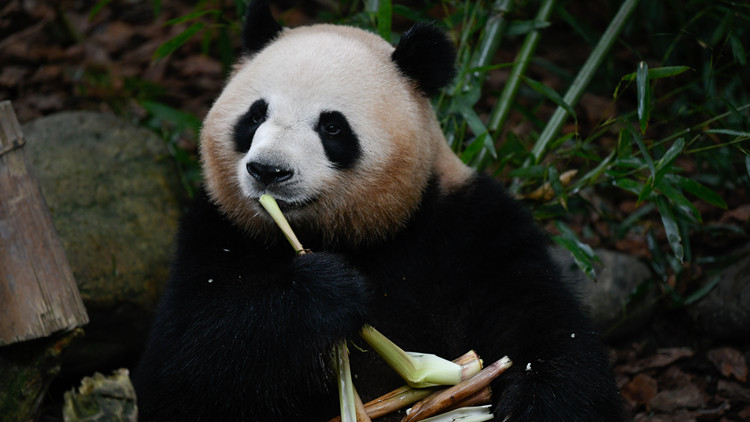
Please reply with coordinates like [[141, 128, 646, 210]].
[[200, 0, 472, 245]]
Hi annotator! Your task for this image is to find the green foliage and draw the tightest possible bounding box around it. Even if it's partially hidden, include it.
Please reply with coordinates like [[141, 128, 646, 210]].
[[151, 0, 243, 75], [128, 0, 747, 307], [360, 0, 748, 306], [139, 100, 203, 197]]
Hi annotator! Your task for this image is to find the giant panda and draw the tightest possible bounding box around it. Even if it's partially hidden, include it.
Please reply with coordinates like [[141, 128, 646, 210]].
[[133, 1, 625, 421]]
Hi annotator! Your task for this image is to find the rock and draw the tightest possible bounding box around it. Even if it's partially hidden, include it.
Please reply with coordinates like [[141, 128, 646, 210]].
[[21, 111, 183, 375], [63, 369, 137, 422], [688, 248, 750, 341], [553, 247, 656, 342]]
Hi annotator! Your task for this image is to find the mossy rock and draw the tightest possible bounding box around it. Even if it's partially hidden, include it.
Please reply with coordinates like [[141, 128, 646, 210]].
[[21, 112, 184, 375]]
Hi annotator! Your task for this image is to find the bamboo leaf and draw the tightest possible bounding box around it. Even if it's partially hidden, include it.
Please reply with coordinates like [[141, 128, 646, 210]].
[[630, 129, 656, 202], [139, 100, 202, 133], [165, 9, 220, 26], [571, 150, 615, 191], [620, 65, 691, 81], [89, 0, 113, 21], [522, 76, 577, 125], [505, 20, 550, 36], [654, 196, 684, 263], [730, 33, 747, 65], [612, 177, 645, 196], [704, 128, 750, 138], [460, 133, 488, 164], [450, 98, 496, 159], [681, 275, 722, 306], [670, 175, 727, 209], [636, 61, 650, 134], [553, 221, 599, 279], [617, 128, 632, 159], [653, 137, 685, 184], [153, 23, 205, 60], [655, 178, 701, 223]]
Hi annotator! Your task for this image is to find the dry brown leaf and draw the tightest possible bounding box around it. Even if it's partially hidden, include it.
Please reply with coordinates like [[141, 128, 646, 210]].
[[707, 347, 748, 382], [622, 373, 658, 406], [617, 348, 695, 375]]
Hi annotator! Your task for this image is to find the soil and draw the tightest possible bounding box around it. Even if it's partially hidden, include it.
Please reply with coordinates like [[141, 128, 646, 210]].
[[2, 0, 748, 420]]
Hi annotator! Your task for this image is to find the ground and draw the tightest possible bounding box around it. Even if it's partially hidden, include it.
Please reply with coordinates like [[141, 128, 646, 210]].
[[2, 1, 748, 420]]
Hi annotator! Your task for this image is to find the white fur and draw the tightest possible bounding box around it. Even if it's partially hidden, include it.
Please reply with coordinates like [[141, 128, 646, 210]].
[[200, 24, 471, 243]]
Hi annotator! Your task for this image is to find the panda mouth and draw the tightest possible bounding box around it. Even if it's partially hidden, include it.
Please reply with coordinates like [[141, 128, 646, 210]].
[[272, 196, 318, 211]]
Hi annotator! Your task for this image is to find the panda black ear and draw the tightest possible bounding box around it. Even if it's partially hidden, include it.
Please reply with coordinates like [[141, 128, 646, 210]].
[[241, 0, 283, 55], [392, 23, 457, 97]]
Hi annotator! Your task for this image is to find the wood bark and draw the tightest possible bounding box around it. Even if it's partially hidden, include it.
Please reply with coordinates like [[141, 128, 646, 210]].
[[0, 100, 88, 346]]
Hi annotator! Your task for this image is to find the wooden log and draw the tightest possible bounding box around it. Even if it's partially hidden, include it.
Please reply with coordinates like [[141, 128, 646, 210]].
[[0, 100, 89, 346]]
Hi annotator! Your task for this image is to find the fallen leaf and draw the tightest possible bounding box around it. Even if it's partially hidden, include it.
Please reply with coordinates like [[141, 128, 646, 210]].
[[707, 347, 748, 382], [719, 204, 750, 224], [618, 348, 695, 375], [622, 373, 658, 406], [716, 379, 750, 401], [649, 383, 706, 412]]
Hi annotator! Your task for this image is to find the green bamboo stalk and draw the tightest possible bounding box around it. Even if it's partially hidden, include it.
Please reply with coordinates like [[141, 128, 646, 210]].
[[531, 0, 642, 163], [366, 0, 392, 41], [458, 0, 515, 169], [335, 344, 357, 422], [467, 0, 514, 86], [487, 0, 556, 134]]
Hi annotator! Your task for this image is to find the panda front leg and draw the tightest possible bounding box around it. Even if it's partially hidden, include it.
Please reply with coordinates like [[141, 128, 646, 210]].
[[468, 259, 625, 422], [135, 234, 371, 420]]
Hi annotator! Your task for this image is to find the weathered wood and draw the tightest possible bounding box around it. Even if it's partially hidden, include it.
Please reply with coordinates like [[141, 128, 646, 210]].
[[0, 100, 89, 346]]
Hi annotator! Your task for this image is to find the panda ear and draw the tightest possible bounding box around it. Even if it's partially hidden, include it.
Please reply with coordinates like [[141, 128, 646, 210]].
[[392, 23, 457, 97], [241, 0, 283, 55]]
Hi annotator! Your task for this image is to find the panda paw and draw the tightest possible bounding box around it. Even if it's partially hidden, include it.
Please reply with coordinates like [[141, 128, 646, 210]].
[[492, 362, 625, 422], [287, 252, 371, 339]]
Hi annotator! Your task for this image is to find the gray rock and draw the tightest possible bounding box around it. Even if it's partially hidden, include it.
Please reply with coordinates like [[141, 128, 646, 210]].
[[688, 248, 750, 341], [553, 247, 656, 342], [63, 368, 138, 422], [22, 111, 183, 374]]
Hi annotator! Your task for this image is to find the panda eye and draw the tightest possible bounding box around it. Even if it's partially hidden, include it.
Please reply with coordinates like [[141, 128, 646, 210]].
[[248, 99, 268, 126], [322, 124, 341, 136], [251, 112, 265, 124]]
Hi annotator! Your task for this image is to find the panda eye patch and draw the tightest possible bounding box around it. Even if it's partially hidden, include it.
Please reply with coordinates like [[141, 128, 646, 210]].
[[249, 100, 268, 125], [232, 99, 269, 153], [316, 111, 361, 170]]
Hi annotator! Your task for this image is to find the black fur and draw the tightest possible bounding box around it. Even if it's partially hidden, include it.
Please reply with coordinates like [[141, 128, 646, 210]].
[[241, 0, 282, 55], [392, 22, 457, 96], [134, 175, 625, 421], [316, 111, 362, 169], [134, 5, 624, 420], [233, 98, 268, 153]]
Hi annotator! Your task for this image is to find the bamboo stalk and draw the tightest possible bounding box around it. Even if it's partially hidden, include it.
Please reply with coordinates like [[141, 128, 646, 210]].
[[530, 0, 642, 162], [465, 0, 514, 88], [360, 325, 463, 388], [486, 0, 556, 135], [402, 356, 512, 422], [327, 350, 484, 422], [258, 194, 305, 254], [258, 195, 362, 421]]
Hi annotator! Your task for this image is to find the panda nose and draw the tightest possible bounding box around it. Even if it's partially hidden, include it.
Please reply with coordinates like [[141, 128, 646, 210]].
[[246, 162, 294, 186]]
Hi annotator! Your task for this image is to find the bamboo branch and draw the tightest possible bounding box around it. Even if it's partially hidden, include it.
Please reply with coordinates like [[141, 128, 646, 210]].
[[487, 0, 556, 135], [531, 0, 642, 162], [402, 356, 512, 422]]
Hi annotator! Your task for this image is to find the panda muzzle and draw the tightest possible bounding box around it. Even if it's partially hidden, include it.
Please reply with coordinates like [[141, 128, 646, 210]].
[[246, 161, 294, 186]]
